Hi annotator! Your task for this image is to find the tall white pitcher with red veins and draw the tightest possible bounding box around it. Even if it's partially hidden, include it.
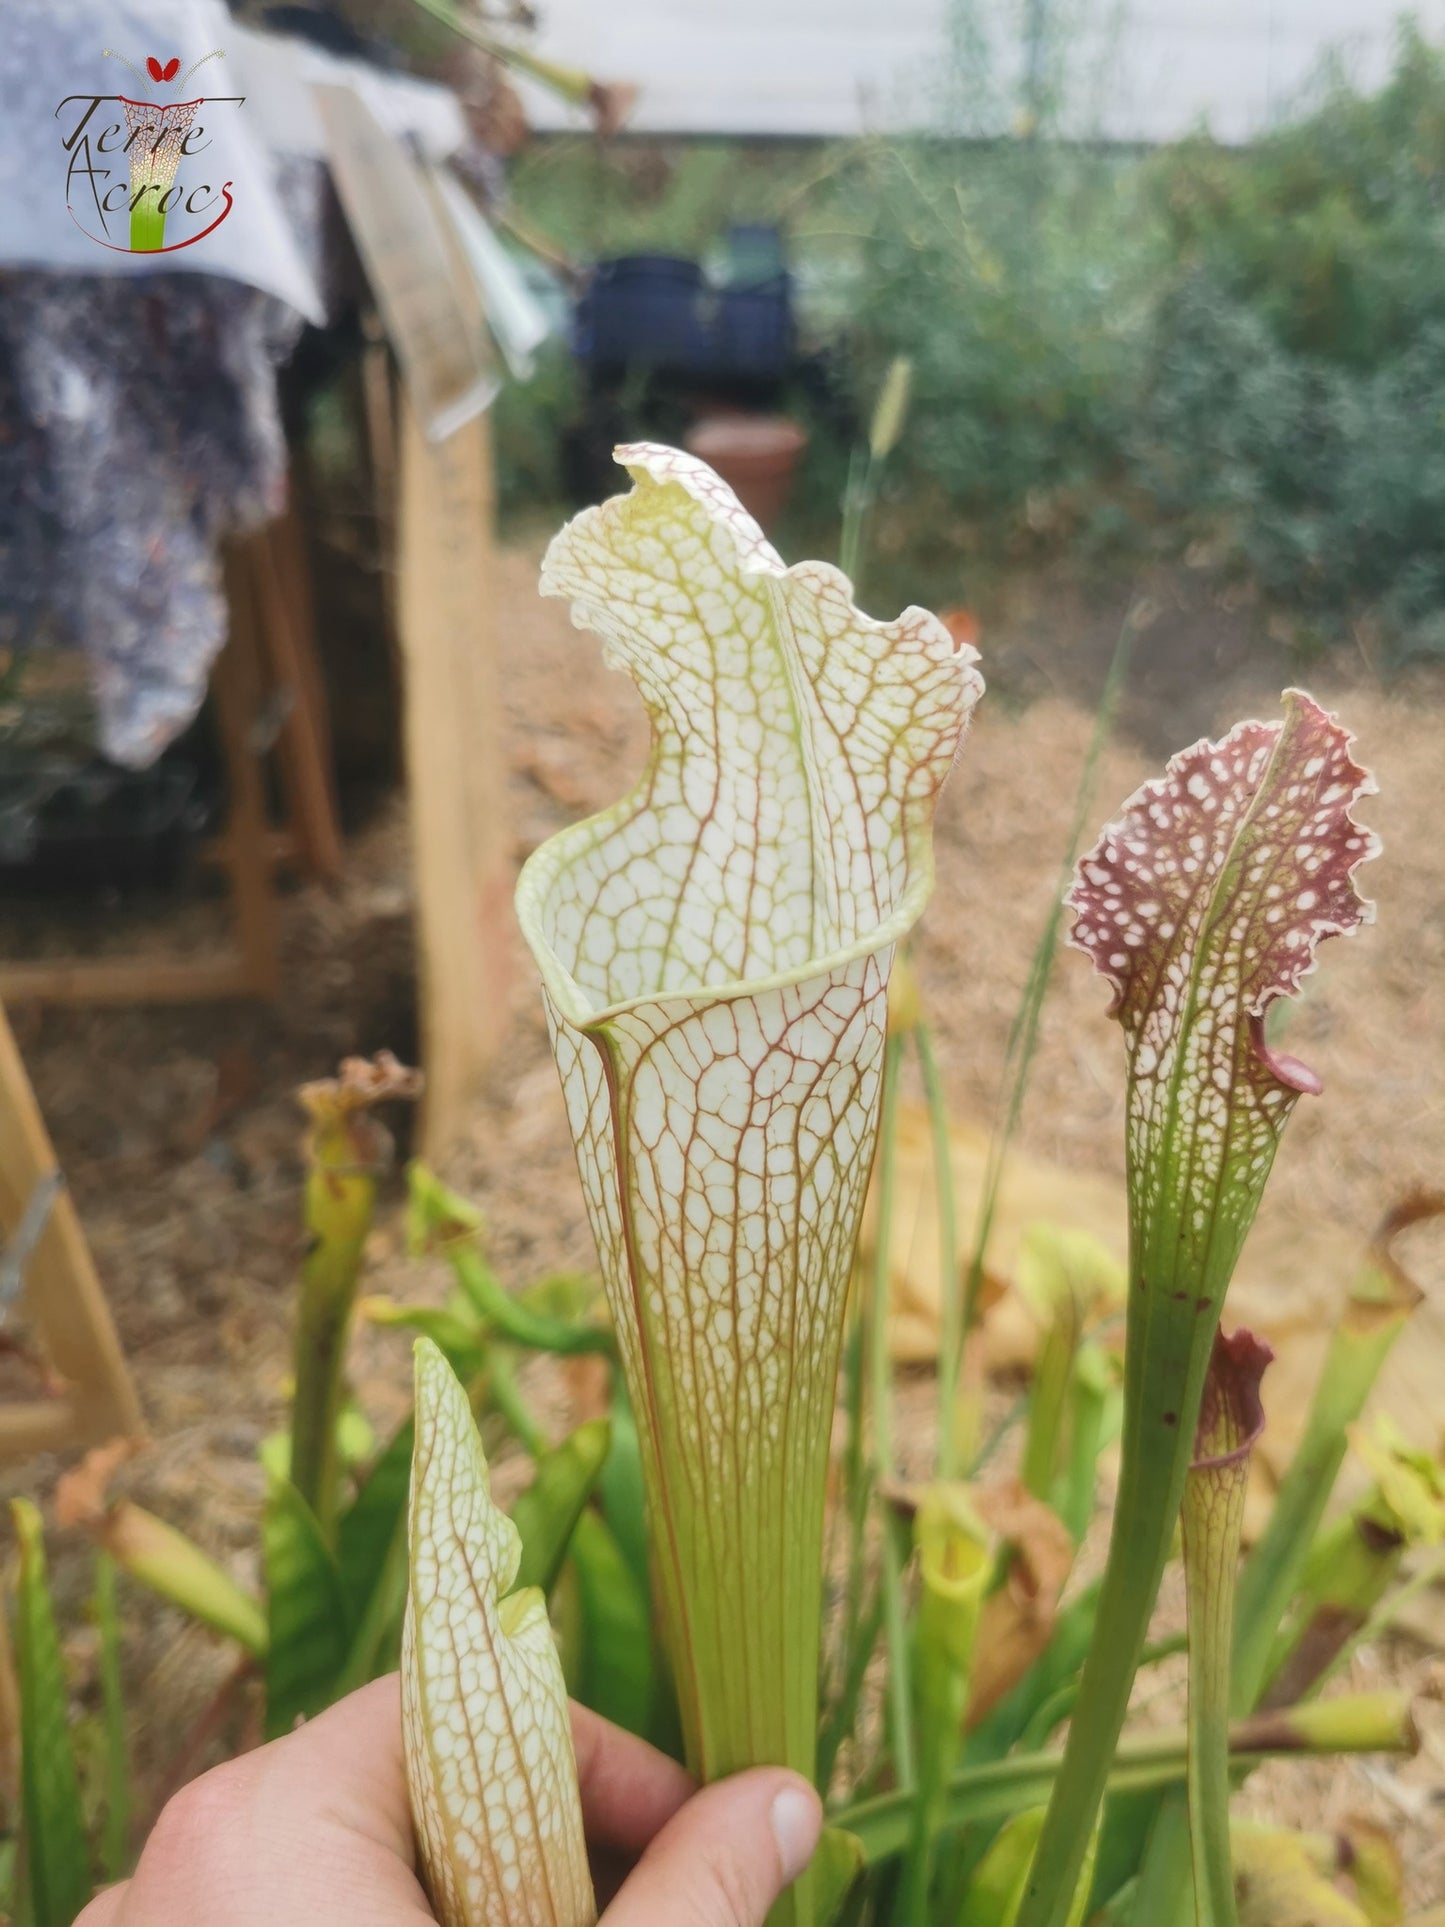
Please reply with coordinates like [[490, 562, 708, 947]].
[[516, 444, 980, 1927]]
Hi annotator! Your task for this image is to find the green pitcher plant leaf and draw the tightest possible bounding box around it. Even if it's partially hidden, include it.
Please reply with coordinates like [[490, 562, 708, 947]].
[[811, 1825, 867, 1927], [1014, 1224, 1125, 1328], [1262, 1417, 1445, 1708], [563, 1509, 661, 1743], [93, 1553, 131, 1882], [292, 1054, 421, 1538], [837, 1689, 1414, 1868], [403, 1339, 595, 1927], [1015, 1224, 1125, 1526], [1183, 1327, 1273, 1927], [1058, 1340, 1120, 1548], [510, 1420, 612, 1598], [10, 1500, 92, 1927], [958, 1805, 1098, 1927], [1125, 1328, 1274, 1927], [407, 1165, 615, 1359], [900, 1485, 994, 1925], [1016, 690, 1379, 1927], [1231, 1825, 1369, 1927], [339, 1419, 416, 1626], [55, 1444, 268, 1660], [515, 444, 980, 1923], [361, 1297, 489, 1381], [334, 1418, 417, 1695], [1125, 1200, 1437, 1919], [1232, 1193, 1436, 1713], [1349, 1416, 1445, 1549], [598, 1376, 650, 1597], [263, 1475, 349, 1740]]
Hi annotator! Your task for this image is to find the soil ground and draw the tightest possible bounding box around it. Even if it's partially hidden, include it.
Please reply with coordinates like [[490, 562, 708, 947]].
[[2, 542, 1442, 1902]]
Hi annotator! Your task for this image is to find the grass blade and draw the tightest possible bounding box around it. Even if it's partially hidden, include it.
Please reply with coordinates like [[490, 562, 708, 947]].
[[953, 607, 1137, 1417]]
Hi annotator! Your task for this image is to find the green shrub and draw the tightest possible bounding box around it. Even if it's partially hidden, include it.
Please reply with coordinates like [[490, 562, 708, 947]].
[[1145, 25, 1445, 370], [1124, 26, 1445, 659], [1133, 277, 1445, 660], [838, 20, 1445, 657], [494, 17, 1445, 658]]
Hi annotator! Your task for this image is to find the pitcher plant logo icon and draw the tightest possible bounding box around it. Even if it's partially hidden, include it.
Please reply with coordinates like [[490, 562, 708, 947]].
[[56, 47, 244, 253]]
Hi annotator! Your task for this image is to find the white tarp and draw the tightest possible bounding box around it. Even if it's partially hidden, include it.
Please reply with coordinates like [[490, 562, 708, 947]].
[[1, 0, 469, 325], [0, 1, 477, 765], [3, 0, 322, 319], [228, 20, 467, 166]]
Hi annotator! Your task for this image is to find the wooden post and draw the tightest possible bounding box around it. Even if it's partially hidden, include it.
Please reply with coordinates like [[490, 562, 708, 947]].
[[396, 394, 512, 1159], [362, 313, 400, 590], [245, 515, 344, 884], [0, 1002, 143, 1464], [214, 558, 284, 1001], [316, 84, 511, 1158]]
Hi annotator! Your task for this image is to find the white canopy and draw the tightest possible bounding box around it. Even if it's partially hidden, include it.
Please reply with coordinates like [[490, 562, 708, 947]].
[[515, 0, 1445, 145]]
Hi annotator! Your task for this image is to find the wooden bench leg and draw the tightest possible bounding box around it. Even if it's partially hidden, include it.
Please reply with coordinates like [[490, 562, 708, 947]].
[[0, 1001, 143, 1463], [246, 513, 344, 884], [215, 556, 283, 1001]]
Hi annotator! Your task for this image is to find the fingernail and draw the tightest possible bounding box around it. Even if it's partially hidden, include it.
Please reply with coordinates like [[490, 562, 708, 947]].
[[770, 1784, 822, 1886]]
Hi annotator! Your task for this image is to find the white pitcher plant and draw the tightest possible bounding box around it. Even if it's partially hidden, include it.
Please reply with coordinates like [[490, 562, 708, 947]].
[[511, 445, 977, 1923]]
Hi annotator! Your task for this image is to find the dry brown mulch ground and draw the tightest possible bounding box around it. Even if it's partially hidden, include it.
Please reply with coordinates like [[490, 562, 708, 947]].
[[2, 542, 1443, 1896]]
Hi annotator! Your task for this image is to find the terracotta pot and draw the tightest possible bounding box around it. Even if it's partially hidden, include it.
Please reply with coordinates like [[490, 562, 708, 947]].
[[683, 414, 809, 531]]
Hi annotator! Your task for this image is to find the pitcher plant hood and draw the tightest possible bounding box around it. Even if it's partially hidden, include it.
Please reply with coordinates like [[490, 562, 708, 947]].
[[1067, 688, 1379, 1273], [517, 442, 981, 1023]]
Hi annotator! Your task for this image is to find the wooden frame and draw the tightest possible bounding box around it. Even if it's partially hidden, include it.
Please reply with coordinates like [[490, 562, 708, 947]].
[[396, 390, 511, 1160], [243, 512, 344, 885], [0, 1000, 142, 1464], [316, 89, 513, 1159], [0, 517, 341, 1009]]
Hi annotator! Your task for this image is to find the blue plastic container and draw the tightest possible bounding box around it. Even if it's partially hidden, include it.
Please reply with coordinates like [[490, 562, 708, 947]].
[[576, 252, 793, 382]]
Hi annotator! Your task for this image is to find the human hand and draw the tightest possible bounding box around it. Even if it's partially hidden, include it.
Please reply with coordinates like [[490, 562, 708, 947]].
[[77, 1675, 822, 1927]]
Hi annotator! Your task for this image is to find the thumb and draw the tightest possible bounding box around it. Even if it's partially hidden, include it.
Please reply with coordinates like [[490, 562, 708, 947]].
[[602, 1767, 822, 1927]]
